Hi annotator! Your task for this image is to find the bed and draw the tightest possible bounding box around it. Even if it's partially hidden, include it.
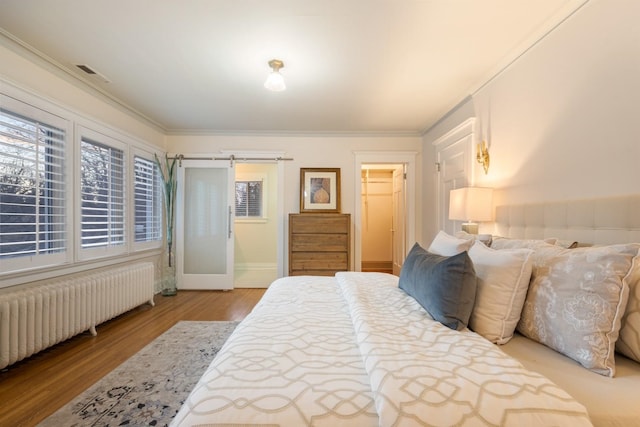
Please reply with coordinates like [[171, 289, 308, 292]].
[[171, 195, 640, 427]]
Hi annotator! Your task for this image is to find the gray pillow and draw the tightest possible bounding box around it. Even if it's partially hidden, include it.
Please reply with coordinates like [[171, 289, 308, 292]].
[[399, 243, 477, 330]]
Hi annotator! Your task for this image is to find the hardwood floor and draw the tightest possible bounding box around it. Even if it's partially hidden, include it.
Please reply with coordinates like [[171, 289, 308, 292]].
[[0, 288, 266, 427]]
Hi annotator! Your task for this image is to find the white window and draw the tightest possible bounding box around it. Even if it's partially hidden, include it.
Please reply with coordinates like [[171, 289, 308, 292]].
[[79, 128, 126, 258], [133, 154, 162, 247], [0, 96, 69, 272], [235, 180, 263, 218]]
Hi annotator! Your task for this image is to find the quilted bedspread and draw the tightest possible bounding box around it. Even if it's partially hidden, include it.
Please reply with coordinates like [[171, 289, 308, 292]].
[[171, 272, 592, 427]]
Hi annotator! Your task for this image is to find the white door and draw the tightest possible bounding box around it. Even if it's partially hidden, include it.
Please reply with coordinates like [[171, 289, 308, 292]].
[[436, 136, 471, 235], [176, 159, 235, 290], [391, 165, 406, 275]]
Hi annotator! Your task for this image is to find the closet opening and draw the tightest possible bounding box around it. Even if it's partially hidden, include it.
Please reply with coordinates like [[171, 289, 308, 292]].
[[360, 164, 405, 275]]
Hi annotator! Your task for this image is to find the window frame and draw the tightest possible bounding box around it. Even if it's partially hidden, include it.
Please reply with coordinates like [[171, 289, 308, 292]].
[[0, 93, 73, 273], [131, 148, 163, 252], [1, 83, 166, 288], [76, 125, 128, 261], [234, 172, 268, 223]]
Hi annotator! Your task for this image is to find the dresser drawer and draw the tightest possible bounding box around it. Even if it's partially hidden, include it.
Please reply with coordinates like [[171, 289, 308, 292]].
[[289, 213, 351, 276], [290, 214, 349, 234], [290, 233, 348, 252], [290, 252, 349, 272]]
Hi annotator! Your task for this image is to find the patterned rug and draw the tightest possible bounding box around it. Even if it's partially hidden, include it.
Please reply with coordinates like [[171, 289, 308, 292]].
[[39, 320, 238, 427]]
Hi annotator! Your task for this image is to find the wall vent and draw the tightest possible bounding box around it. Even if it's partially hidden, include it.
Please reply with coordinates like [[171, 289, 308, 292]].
[[74, 64, 111, 83]]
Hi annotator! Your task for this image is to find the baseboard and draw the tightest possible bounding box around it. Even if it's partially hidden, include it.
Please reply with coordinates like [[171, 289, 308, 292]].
[[361, 261, 393, 273], [234, 263, 278, 288]]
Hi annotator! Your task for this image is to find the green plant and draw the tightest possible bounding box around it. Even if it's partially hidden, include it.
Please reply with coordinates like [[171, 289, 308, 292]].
[[154, 153, 177, 267]]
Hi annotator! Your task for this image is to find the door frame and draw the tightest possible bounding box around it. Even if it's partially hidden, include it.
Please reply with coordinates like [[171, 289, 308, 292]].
[[433, 118, 478, 233], [219, 151, 286, 281], [353, 151, 418, 272]]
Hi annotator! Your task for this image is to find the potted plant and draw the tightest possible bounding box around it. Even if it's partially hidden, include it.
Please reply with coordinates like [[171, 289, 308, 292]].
[[155, 153, 178, 296]]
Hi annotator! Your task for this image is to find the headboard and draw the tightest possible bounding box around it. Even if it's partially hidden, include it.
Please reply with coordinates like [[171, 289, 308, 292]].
[[490, 194, 640, 246]]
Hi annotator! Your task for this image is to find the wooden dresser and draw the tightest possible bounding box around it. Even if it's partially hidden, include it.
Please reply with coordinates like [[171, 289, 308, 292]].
[[288, 213, 351, 276]]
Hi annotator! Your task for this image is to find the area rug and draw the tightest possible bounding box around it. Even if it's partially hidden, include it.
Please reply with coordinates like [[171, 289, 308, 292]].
[[39, 320, 238, 427]]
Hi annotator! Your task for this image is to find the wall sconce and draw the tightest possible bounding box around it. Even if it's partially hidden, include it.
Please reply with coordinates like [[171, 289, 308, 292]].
[[264, 59, 286, 91], [476, 140, 490, 174], [448, 187, 493, 234]]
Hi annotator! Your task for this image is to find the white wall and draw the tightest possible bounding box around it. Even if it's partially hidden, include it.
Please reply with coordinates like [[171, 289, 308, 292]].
[[422, 0, 639, 243], [167, 134, 423, 271], [167, 134, 422, 214]]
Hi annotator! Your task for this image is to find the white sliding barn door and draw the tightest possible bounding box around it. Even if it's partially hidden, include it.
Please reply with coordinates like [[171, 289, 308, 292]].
[[176, 159, 235, 290]]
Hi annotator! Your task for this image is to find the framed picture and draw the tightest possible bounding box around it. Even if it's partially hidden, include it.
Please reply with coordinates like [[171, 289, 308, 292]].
[[300, 168, 341, 213]]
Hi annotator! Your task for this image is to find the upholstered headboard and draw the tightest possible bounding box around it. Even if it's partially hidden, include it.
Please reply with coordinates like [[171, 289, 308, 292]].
[[489, 194, 640, 246]]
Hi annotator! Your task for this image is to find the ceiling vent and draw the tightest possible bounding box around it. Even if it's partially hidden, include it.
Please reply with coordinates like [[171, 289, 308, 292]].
[[74, 64, 111, 83]]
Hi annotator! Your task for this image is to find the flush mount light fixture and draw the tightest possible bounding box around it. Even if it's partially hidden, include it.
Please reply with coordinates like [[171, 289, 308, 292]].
[[264, 59, 286, 91]]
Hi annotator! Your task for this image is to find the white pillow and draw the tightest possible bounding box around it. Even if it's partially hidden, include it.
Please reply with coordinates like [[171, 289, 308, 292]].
[[468, 241, 534, 344], [428, 230, 473, 256]]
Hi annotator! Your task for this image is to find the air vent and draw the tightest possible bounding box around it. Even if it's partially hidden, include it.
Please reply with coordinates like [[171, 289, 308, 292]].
[[74, 64, 111, 83], [76, 64, 96, 74]]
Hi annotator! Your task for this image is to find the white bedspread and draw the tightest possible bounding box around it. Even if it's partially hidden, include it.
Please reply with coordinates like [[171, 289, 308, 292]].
[[171, 273, 592, 427]]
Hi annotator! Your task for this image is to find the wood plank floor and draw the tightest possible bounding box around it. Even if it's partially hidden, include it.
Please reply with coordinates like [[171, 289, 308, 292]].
[[0, 288, 266, 427]]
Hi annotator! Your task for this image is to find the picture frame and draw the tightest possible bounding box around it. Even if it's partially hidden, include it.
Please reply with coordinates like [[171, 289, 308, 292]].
[[300, 168, 341, 213]]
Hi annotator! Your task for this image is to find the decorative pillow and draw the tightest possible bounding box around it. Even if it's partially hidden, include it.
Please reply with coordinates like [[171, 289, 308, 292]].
[[399, 243, 477, 331], [428, 230, 474, 256], [517, 243, 640, 377], [491, 236, 558, 250], [467, 241, 534, 344], [617, 255, 640, 363]]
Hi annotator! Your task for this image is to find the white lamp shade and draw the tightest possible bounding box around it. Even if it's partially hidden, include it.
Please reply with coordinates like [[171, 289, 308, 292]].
[[264, 71, 286, 91], [448, 187, 493, 222]]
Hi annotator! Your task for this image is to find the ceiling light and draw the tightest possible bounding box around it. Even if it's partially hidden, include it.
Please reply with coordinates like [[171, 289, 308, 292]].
[[264, 59, 286, 91]]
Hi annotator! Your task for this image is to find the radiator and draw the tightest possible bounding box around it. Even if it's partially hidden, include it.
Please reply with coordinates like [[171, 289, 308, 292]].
[[0, 262, 155, 370]]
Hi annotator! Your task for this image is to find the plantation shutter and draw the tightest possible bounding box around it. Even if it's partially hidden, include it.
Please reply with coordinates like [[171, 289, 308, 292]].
[[80, 137, 125, 249], [133, 155, 162, 243], [235, 180, 262, 217], [0, 106, 67, 260]]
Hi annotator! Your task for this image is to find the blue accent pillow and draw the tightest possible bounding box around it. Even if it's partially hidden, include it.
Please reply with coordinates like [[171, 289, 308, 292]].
[[399, 243, 477, 331]]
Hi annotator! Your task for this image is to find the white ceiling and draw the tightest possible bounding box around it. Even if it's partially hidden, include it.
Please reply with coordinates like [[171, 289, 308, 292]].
[[0, 0, 587, 135]]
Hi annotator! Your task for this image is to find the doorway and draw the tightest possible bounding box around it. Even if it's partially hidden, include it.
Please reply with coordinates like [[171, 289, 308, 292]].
[[233, 162, 279, 288], [354, 151, 417, 275], [360, 165, 403, 275]]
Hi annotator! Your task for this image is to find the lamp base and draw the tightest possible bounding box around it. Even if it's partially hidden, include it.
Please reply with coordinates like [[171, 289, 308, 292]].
[[461, 222, 479, 234]]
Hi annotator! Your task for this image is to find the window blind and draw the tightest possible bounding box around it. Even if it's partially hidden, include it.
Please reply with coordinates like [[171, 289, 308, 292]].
[[235, 180, 262, 217], [0, 107, 66, 259], [133, 155, 161, 243], [80, 138, 125, 249]]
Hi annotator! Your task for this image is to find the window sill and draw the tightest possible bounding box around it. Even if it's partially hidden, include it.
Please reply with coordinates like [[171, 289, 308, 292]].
[[0, 248, 163, 289], [235, 218, 268, 224]]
